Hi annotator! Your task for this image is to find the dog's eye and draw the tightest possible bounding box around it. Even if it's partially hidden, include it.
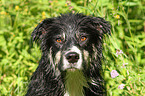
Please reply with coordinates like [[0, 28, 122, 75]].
[[80, 36, 87, 42], [56, 38, 63, 43]]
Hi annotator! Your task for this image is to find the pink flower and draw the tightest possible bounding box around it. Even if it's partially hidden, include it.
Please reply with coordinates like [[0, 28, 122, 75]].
[[110, 70, 119, 78], [118, 84, 125, 89], [116, 49, 123, 57]]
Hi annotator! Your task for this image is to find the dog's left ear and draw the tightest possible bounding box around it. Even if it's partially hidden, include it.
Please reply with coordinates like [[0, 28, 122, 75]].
[[31, 18, 54, 42], [92, 17, 111, 36]]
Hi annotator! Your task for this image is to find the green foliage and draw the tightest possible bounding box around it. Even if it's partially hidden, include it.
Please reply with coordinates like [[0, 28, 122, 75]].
[[0, 0, 144, 95], [65, 69, 88, 96]]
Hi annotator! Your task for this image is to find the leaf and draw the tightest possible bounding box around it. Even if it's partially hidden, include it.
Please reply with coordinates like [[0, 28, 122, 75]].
[[124, 2, 138, 6]]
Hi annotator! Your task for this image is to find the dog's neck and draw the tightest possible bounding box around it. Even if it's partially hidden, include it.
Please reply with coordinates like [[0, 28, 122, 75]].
[[64, 69, 88, 96]]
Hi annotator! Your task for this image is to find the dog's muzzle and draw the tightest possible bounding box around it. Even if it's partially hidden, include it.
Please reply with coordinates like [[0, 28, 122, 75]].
[[62, 46, 83, 70]]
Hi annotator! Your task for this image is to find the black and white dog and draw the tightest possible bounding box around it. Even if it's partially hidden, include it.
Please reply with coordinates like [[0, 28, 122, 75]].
[[26, 13, 111, 96]]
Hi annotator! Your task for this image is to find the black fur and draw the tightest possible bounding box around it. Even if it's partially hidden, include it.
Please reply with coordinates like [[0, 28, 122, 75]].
[[26, 13, 111, 96]]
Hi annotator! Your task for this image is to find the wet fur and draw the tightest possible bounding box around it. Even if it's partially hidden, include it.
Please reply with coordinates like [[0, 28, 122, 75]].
[[26, 13, 111, 96]]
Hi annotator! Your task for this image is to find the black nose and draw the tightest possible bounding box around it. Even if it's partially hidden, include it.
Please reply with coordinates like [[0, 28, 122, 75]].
[[65, 52, 79, 63]]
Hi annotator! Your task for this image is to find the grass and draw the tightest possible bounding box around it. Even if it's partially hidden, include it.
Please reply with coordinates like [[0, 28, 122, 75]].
[[0, 0, 144, 95]]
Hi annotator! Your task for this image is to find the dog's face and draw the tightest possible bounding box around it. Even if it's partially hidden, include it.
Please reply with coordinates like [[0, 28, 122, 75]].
[[54, 28, 91, 71], [29, 13, 111, 96], [32, 13, 110, 74]]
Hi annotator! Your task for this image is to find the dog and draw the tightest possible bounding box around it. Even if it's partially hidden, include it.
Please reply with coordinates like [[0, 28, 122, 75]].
[[26, 13, 111, 96]]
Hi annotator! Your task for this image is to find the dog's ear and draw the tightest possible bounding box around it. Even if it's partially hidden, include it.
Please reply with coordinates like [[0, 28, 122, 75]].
[[92, 17, 111, 36], [31, 18, 54, 42]]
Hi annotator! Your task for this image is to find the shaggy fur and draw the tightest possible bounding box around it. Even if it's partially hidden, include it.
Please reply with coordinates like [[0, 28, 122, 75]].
[[26, 13, 111, 96]]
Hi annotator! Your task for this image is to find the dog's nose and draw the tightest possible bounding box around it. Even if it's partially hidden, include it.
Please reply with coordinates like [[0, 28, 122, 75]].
[[65, 52, 79, 63]]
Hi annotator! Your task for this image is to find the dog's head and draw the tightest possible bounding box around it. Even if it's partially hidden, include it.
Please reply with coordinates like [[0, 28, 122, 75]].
[[31, 13, 110, 95], [32, 13, 110, 73]]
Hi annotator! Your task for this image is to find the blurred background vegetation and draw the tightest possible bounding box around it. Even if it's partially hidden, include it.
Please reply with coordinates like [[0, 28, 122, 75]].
[[0, 0, 144, 95]]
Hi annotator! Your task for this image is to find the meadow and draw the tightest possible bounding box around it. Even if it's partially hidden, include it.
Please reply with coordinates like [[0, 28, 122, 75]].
[[0, 0, 144, 95]]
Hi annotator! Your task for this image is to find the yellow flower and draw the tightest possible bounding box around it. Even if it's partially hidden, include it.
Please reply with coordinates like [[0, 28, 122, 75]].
[[54, 0, 58, 3], [42, 12, 46, 19], [0, 11, 7, 15], [42, 11, 45, 16], [35, 24, 38, 27], [15, 6, 19, 11], [115, 15, 120, 19], [65, 3, 67, 7], [39, 19, 44, 23], [25, 9, 28, 12]]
